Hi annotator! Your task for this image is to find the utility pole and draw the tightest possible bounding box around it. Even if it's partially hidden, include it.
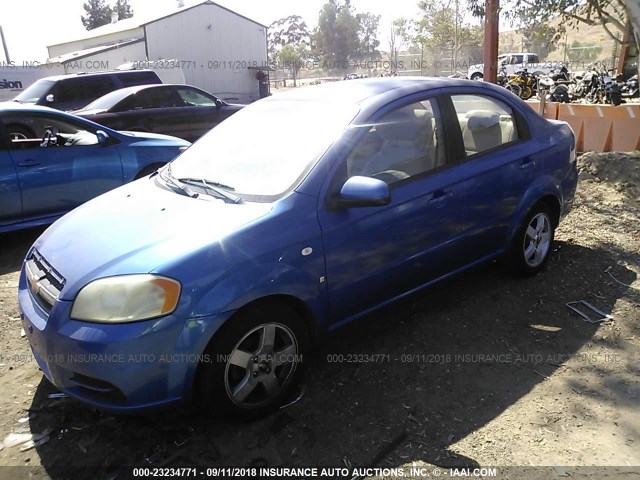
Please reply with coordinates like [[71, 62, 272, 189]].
[[0, 26, 10, 63], [483, 0, 499, 83], [453, 0, 459, 76]]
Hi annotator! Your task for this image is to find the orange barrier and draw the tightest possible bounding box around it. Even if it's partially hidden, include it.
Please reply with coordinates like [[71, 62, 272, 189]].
[[526, 100, 640, 152]]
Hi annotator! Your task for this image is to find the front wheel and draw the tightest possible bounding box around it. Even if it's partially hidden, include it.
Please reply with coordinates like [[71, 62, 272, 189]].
[[195, 302, 309, 418], [506, 205, 555, 276], [520, 85, 534, 100], [470, 73, 483, 81]]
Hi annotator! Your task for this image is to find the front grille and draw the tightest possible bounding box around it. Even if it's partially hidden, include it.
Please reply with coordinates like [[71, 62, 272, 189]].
[[25, 250, 65, 312]]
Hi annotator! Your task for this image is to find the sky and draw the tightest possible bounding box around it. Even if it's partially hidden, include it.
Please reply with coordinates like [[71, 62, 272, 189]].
[[0, 0, 505, 63]]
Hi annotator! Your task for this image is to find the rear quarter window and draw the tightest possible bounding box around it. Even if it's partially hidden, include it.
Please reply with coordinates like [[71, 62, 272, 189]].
[[117, 72, 162, 87]]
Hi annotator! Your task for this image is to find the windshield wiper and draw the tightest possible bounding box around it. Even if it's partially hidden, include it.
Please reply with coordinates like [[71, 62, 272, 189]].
[[177, 177, 241, 203], [161, 165, 199, 198]]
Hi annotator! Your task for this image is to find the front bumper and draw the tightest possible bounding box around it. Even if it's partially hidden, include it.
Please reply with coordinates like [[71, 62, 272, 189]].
[[18, 267, 232, 414]]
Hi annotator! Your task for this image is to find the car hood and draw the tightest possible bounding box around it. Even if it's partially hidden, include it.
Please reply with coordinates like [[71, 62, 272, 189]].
[[32, 178, 272, 300]]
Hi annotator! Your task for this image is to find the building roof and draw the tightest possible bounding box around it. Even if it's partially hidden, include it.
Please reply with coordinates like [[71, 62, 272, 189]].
[[48, 0, 266, 48], [48, 39, 144, 64]]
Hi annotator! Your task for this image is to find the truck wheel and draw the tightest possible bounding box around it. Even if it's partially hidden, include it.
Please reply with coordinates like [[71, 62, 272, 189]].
[[470, 73, 483, 81]]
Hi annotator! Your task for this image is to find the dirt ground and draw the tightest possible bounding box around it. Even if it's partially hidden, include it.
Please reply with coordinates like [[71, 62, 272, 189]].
[[0, 152, 638, 479]]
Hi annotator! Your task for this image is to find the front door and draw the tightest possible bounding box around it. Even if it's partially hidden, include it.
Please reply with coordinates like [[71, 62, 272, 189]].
[[2, 113, 123, 220], [317, 96, 467, 325]]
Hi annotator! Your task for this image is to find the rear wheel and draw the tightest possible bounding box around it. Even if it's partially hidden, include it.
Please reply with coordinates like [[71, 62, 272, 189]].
[[195, 302, 309, 418], [470, 73, 483, 81], [506, 204, 555, 276]]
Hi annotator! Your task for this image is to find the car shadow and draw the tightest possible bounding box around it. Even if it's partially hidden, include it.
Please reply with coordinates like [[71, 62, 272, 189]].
[[0, 227, 46, 277], [25, 241, 635, 476]]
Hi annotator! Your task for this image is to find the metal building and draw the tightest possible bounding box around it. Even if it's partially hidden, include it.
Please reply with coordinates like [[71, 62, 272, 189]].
[[46, 0, 268, 103]]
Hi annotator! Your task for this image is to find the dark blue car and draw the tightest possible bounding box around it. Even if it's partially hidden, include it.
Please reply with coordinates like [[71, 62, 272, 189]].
[[18, 78, 577, 416], [0, 104, 190, 233]]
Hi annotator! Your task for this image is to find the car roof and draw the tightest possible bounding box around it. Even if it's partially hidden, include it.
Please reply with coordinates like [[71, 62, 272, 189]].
[[265, 76, 510, 106], [29, 70, 158, 82]]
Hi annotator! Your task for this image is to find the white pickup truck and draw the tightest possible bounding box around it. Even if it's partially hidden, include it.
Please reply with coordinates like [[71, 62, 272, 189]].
[[467, 53, 563, 80]]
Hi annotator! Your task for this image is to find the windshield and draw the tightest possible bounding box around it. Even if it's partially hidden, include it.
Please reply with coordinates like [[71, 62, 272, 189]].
[[82, 88, 133, 111], [169, 99, 359, 201], [14, 79, 54, 103]]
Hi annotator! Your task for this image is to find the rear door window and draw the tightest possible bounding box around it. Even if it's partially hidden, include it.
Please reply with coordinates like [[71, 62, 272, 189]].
[[117, 72, 161, 87], [451, 94, 520, 157]]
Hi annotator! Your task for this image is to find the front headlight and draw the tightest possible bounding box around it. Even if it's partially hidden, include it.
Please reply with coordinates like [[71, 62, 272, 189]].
[[70, 274, 181, 323]]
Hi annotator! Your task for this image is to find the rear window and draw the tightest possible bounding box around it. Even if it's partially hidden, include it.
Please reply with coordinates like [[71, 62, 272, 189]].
[[117, 71, 161, 87]]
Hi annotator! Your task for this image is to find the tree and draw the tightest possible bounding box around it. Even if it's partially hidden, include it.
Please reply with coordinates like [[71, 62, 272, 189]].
[[277, 44, 307, 86], [113, 0, 134, 21], [389, 18, 411, 69], [313, 0, 360, 68], [517, 19, 560, 60], [413, 1, 484, 70], [81, 0, 134, 30], [268, 15, 311, 64], [81, 0, 113, 30], [355, 13, 381, 60]]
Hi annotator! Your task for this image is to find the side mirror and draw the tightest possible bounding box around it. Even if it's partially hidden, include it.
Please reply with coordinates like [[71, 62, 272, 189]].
[[45, 94, 55, 103], [96, 130, 110, 145], [334, 176, 390, 209]]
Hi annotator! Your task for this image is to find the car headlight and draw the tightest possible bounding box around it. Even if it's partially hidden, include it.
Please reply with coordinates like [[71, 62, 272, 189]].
[[70, 275, 181, 323]]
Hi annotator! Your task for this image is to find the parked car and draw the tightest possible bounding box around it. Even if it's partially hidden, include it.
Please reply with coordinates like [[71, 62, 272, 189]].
[[12, 70, 162, 113], [0, 103, 189, 233], [74, 84, 244, 142], [18, 78, 577, 417]]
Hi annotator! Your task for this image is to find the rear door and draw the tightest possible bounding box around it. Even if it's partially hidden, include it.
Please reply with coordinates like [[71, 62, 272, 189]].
[[446, 92, 537, 263], [0, 122, 22, 227], [174, 86, 231, 140], [49, 76, 117, 111], [110, 87, 186, 137], [2, 112, 123, 220]]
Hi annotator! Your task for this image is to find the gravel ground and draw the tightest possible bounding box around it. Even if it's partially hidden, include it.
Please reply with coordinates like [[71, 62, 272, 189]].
[[0, 152, 638, 479]]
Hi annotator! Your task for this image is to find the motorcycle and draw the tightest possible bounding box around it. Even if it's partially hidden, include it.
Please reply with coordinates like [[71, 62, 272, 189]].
[[584, 68, 623, 105], [505, 68, 538, 100], [621, 74, 639, 98], [537, 66, 572, 103]]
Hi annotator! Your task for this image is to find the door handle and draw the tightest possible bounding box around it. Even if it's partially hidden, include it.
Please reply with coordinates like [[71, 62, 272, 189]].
[[427, 190, 450, 205], [17, 159, 41, 167], [520, 157, 535, 169]]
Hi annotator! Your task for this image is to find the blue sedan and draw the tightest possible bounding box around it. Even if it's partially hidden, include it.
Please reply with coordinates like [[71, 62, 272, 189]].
[[18, 78, 577, 416], [0, 104, 190, 233]]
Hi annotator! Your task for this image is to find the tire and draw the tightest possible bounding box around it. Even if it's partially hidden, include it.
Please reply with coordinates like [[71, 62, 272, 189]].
[[195, 302, 309, 418], [6, 124, 34, 140], [506, 204, 555, 276], [520, 86, 534, 100], [470, 73, 483, 81], [506, 83, 522, 98]]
